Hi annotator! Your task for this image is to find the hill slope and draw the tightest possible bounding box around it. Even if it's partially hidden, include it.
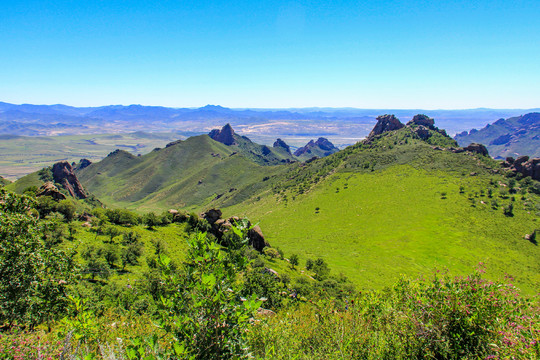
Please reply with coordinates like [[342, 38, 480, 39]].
[[224, 122, 540, 294], [76, 134, 290, 211], [455, 112, 540, 158]]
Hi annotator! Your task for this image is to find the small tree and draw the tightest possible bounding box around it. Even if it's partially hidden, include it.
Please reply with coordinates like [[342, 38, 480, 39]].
[[144, 212, 159, 230], [289, 253, 299, 269]]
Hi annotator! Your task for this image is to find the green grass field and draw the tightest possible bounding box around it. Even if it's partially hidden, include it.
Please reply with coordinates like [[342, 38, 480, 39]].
[[225, 161, 540, 294]]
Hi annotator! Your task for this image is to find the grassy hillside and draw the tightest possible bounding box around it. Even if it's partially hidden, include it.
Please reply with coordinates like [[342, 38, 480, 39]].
[[77, 135, 290, 212], [225, 130, 540, 294]]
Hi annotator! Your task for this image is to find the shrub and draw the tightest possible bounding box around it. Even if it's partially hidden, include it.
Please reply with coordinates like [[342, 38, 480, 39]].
[[156, 225, 261, 358], [263, 247, 281, 259], [0, 189, 76, 329]]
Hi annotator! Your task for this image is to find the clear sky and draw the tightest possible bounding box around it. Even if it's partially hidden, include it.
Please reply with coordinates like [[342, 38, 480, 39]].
[[1, 0, 539, 109]]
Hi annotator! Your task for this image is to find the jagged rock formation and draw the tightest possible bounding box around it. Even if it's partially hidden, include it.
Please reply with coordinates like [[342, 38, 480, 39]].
[[273, 138, 291, 154], [208, 123, 237, 145], [367, 114, 404, 139], [36, 182, 67, 200], [407, 114, 435, 128], [294, 138, 339, 158], [52, 161, 88, 199], [502, 156, 540, 181], [73, 158, 92, 171], [200, 208, 270, 251]]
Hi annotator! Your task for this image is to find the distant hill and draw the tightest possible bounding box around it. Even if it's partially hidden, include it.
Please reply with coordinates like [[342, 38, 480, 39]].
[[455, 113, 540, 158], [2, 101, 539, 140]]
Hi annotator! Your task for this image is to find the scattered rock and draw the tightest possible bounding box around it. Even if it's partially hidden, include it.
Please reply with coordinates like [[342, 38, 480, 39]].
[[505, 156, 540, 181], [199, 209, 270, 251]]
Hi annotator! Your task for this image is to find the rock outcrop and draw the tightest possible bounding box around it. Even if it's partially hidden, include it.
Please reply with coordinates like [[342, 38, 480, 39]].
[[463, 143, 489, 157], [208, 123, 237, 145], [74, 158, 92, 171], [273, 138, 291, 154], [36, 182, 67, 201], [447, 143, 490, 157], [199, 208, 270, 251], [52, 161, 88, 199], [407, 114, 435, 128], [503, 155, 540, 181], [294, 138, 339, 158], [367, 114, 404, 139]]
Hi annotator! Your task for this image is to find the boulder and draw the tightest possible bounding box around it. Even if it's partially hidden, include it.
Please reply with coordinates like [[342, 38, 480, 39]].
[[367, 114, 404, 139], [463, 143, 489, 157], [248, 225, 270, 252], [505, 156, 540, 181], [201, 208, 222, 224], [52, 161, 88, 199], [208, 123, 237, 145], [36, 182, 66, 201]]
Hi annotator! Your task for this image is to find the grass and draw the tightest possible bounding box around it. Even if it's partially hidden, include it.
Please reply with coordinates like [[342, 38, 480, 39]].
[[225, 159, 540, 294], [77, 135, 289, 212]]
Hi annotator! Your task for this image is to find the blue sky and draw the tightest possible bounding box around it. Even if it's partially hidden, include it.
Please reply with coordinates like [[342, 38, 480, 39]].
[[1, 0, 539, 108]]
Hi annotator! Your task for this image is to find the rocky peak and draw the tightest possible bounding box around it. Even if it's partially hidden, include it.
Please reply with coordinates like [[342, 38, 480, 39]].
[[273, 138, 291, 154], [407, 114, 435, 128], [367, 114, 404, 139], [52, 161, 88, 199], [74, 158, 92, 171], [314, 137, 336, 151], [293, 138, 338, 157], [208, 123, 237, 145]]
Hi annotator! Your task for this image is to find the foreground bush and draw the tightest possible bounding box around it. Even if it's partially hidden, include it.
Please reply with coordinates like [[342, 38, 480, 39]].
[[248, 269, 540, 359]]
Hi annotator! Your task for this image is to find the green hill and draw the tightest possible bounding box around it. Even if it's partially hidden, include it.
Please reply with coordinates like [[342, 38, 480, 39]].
[[8, 115, 540, 294], [224, 126, 540, 294], [76, 134, 290, 212], [455, 112, 540, 158]]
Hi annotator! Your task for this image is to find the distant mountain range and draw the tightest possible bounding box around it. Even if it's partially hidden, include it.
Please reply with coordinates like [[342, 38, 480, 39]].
[[1, 101, 538, 143], [455, 113, 540, 158]]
